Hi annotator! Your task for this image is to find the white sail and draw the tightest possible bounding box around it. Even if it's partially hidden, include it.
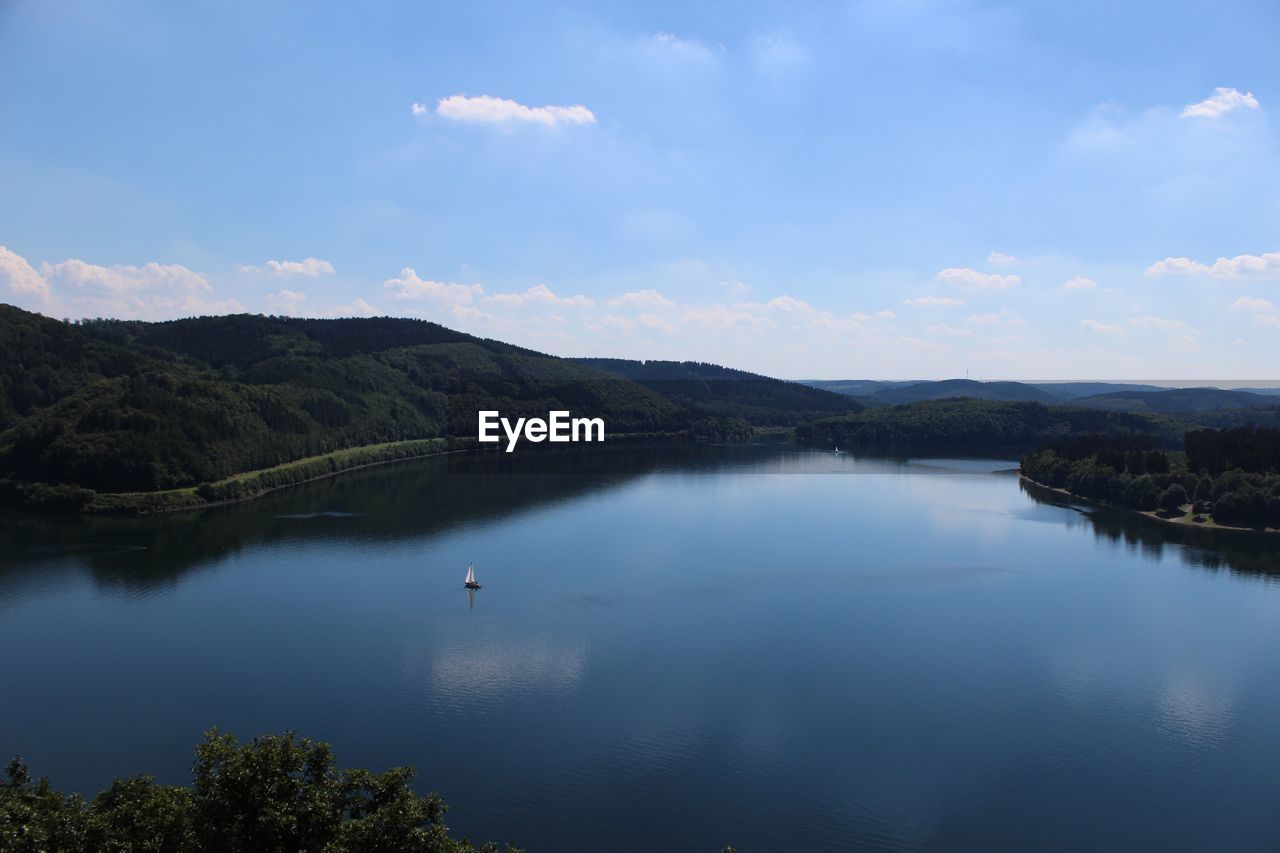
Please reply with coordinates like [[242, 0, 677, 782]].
[[465, 564, 475, 584]]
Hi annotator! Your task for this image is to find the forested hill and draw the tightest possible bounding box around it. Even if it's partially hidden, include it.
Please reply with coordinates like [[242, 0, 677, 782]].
[[795, 398, 1184, 450], [0, 305, 784, 500], [1069, 387, 1273, 414], [573, 357, 860, 425]]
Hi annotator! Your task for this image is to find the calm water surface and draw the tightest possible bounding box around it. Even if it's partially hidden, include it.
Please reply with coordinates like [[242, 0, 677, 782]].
[[4, 446, 1280, 851]]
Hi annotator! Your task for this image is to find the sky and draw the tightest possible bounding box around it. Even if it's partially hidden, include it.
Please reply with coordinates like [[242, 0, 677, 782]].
[[2, 0, 1279, 380]]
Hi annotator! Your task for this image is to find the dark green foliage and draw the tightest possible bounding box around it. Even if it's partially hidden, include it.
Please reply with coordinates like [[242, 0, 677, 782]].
[[1193, 474, 1214, 502], [574, 357, 861, 425], [1069, 387, 1274, 414], [862, 378, 1059, 406], [1022, 445, 1280, 529], [1185, 427, 1280, 476], [1, 307, 787, 506], [0, 731, 517, 853], [796, 399, 1182, 450], [1159, 483, 1188, 512]]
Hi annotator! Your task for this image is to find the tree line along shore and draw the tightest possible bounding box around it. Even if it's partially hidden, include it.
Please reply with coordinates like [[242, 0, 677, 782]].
[[3, 305, 1280, 519], [1020, 428, 1280, 532]]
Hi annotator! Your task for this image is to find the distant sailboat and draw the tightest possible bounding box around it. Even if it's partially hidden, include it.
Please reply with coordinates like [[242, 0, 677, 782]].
[[834, 445, 844, 455], [464, 562, 482, 590]]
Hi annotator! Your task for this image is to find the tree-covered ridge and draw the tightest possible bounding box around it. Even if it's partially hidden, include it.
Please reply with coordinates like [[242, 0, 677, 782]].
[[2, 306, 775, 501], [862, 378, 1059, 406], [573, 357, 861, 425], [795, 398, 1184, 450], [1070, 387, 1275, 415], [0, 730, 517, 853], [1021, 429, 1280, 530]]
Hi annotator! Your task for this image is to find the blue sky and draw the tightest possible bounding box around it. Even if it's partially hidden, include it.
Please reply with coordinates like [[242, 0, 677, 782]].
[[2, 0, 1278, 379]]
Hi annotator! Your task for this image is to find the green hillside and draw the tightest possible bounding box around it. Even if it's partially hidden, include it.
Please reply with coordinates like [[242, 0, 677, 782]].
[[864, 378, 1059, 406], [573, 357, 861, 424], [0, 306, 757, 509], [795, 398, 1184, 450], [1070, 387, 1273, 414]]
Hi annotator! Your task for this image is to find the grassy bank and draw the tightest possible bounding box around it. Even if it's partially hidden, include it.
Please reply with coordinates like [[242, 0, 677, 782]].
[[4, 429, 744, 514], [1019, 474, 1278, 534], [0, 438, 462, 515], [91, 437, 460, 513]]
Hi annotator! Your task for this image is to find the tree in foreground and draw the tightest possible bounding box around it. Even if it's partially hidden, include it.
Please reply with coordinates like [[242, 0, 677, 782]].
[[1, 730, 519, 853]]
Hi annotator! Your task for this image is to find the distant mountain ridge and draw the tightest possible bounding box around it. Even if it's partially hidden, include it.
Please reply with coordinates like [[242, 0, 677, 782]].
[[800, 378, 1278, 411], [1069, 387, 1275, 414]]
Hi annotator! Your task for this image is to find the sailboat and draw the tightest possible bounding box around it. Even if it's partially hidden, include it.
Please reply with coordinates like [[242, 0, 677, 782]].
[[834, 445, 844, 455], [464, 562, 482, 590]]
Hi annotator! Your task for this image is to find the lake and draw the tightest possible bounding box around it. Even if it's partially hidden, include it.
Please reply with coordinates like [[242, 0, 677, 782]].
[[4, 446, 1280, 852]]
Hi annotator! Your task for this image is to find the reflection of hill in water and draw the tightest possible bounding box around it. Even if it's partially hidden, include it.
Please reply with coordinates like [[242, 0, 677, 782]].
[[1019, 479, 1280, 580], [0, 446, 712, 595]]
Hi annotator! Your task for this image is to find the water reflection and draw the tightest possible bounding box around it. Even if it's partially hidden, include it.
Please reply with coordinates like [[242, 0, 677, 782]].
[[1019, 478, 1280, 580], [405, 637, 588, 703], [0, 446, 698, 599], [1156, 674, 1234, 749]]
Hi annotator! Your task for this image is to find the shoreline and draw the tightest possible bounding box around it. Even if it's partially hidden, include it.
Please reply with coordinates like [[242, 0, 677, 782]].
[[1018, 473, 1279, 535], [89, 439, 462, 515], [16, 430, 728, 516]]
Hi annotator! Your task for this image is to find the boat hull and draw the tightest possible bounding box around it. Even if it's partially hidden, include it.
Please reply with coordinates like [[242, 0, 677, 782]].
[[464, 581, 482, 589]]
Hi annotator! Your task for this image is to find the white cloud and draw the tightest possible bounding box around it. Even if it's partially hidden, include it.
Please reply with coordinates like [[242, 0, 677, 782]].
[[266, 289, 306, 315], [680, 306, 776, 329], [384, 267, 484, 304], [965, 313, 1001, 327], [723, 297, 872, 334], [585, 314, 637, 334], [434, 94, 596, 127], [935, 267, 1020, 288], [637, 313, 676, 332], [1128, 316, 1188, 330], [313, 298, 377, 318], [2, 246, 243, 320], [1064, 276, 1097, 290], [1232, 296, 1276, 313], [1146, 252, 1280, 279], [754, 295, 815, 313], [926, 323, 973, 337], [1081, 319, 1125, 336], [1170, 333, 1201, 352], [0, 244, 53, 304], [903, 295, 965, 307], [237, 257, 335, 277], [987, 251, 1017, 265], [267, 257, 333, 277], [607, 289, 675, 309], [38, 258, 242, 319], [485, 283, 593, 306], [1181, 87, 1260, 119], [874, 309, 896, 319], [645, 32, 719, 64], [411, 102, 427, 116], [1231, 296, 1280, 329]]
